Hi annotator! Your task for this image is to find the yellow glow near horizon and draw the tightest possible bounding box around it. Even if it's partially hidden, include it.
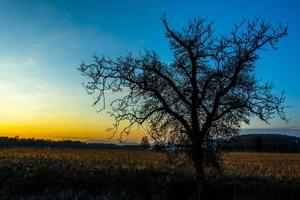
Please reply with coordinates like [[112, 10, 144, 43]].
[[0, 111, 143, 142], [0, 68, 143, 142]]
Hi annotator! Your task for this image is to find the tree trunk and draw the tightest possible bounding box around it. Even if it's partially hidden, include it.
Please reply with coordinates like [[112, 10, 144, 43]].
[[191, 137, 205, 199], [191, 144, 204, 181]]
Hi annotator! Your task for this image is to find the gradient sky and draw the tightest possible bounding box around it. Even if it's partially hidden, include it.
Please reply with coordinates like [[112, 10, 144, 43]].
[[0, 0, 300, 142]]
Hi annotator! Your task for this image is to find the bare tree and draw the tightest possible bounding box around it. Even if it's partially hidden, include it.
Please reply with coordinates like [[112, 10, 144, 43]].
[[140, 136, 150, 149], [78, 16, 288, 182]]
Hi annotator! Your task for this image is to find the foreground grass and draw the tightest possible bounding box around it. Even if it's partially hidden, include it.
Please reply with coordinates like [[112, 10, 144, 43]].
[[0, 148, 299, 199], [223, 152, 300, 179]]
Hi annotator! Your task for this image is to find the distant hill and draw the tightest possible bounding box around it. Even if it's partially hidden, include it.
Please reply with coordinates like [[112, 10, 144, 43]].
[[218, 134, 300, 153]]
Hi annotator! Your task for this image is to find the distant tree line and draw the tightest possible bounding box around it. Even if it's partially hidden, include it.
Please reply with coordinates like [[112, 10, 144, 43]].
[[0, 136, 86, 148], [150, 134, 300, 153], [2, 134, 299, 153], [0, 136, 145, 150], [217, 134, 300, 153]]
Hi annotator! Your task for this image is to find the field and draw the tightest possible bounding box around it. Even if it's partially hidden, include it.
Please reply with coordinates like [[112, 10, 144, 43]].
[[0, 148, 300, 199]]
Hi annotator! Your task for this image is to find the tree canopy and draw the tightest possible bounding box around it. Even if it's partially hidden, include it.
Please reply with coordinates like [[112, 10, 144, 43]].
[[79, 15, 288, 180]]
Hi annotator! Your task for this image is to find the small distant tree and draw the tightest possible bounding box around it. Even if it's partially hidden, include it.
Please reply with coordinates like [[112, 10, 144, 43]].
[[140, 136, 150, 149], [153, 140, 165, 152], [255, 136, 263, 152], [79, 15, 288, 185]]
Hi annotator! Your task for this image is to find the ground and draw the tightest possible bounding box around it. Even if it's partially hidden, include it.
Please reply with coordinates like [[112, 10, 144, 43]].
[[0, 148, 299, 199]]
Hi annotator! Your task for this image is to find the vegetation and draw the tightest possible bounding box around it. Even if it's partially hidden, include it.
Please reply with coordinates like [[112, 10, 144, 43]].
[[0, 148, 299, 199], [0, 136, 143, 150], [219, 134, 300, 153], [140, 136, 150, 149], [79, 16, 288, 183]]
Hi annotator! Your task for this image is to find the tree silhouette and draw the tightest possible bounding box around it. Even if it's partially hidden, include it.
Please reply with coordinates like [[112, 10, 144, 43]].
[[255, 136, 263, 152], [140, 136, 150, 149], [79, 15, 288, 183]]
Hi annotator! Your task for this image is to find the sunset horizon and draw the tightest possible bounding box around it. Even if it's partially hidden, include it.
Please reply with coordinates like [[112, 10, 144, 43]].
[[1, 1, 300, 199], [1, 0, 300, 142]]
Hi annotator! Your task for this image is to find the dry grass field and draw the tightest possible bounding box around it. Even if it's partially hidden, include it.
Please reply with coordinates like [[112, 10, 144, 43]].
[[0, 148, 299, 199], [223, 152, 300, 180]]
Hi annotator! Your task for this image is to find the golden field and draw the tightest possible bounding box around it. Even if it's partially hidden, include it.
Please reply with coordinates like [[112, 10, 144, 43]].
[[222, 152, 300, 179], [0, 148, 299, 199], [1, 148, 300, 179]]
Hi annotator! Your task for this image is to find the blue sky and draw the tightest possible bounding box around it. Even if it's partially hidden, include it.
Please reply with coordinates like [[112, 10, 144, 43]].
[[0, 0, 299, 140]]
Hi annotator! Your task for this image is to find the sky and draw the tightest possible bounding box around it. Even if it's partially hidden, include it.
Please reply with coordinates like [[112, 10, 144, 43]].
[[0, 0, 299, 142]]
